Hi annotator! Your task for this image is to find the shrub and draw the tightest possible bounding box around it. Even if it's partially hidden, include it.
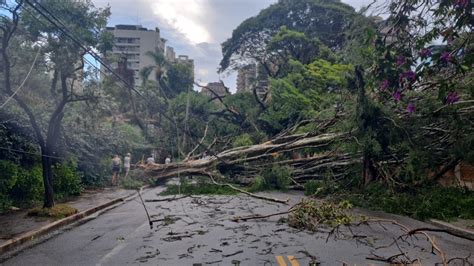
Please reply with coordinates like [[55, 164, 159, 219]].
[[120, 177, 144, 190], [11, 165, 43, 203], [0, 160, 19, 194], [0, 194, 12, 213], [52, 162, 82, 198], [232, 133, 253, 148], [261, 165, 292, 190], [346, 183, 474, 221], [248, 175, 267, 192], [304, 180, 320, 195]]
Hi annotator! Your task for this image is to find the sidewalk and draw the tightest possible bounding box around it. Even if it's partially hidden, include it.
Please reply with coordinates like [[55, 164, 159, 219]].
[[0, 187, 135, 246]]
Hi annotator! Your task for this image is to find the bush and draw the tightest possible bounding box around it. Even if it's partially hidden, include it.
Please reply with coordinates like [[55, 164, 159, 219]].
[[52, 162, 82, 198], [120, 177, 144, 190], [262, 165, 292, 190], [248, 175, 266, 192], [304, 180, 320, 195], [232, 133, 253, 148], [0, 194, 12, 213], [0, 160, 19, 194], [1, 161, 43, 211], [346, 183, 474, 221], [11, 165, 43, 203]]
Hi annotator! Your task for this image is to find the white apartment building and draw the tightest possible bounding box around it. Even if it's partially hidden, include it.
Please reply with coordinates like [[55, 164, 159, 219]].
[[105, 24, 166, 87]]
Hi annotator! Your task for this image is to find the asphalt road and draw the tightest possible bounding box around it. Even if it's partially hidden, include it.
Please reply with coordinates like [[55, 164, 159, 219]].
[[1, 187, 473, 265]]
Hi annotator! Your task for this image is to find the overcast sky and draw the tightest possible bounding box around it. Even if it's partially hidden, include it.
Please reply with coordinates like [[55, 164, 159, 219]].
[[91, 0, 373, 92]]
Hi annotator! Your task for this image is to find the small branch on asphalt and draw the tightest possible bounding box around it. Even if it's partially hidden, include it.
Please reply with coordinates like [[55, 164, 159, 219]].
[[205, 172, 289, 204], [145, 195, 191, 202]]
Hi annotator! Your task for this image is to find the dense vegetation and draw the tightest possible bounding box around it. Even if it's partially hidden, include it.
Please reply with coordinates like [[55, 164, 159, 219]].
[[0, 0, 472, 223]]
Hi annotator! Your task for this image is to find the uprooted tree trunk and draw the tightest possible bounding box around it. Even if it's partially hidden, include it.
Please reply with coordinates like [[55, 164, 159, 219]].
[[141, 131, 358, 184]]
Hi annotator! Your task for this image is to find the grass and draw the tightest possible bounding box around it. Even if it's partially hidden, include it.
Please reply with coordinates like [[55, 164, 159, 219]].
[[337, 183, 474, 221], [28, 204, 78, 219], [120, 177, 144, 190]]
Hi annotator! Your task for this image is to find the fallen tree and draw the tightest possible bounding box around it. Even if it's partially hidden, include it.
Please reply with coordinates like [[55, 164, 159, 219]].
[[140, 131, 355, 183]]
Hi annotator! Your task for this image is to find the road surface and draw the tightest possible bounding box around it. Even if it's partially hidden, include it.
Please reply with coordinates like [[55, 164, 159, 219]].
[[1, 187, 472, 265]]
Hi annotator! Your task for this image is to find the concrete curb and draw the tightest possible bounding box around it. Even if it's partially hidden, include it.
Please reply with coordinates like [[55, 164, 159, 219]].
[[0, 186, 148, 255], [429, 219, 474, 240]]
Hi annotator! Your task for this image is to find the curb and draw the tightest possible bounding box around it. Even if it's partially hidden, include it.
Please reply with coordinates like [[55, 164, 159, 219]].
[[429, 219, 474, 240], [0, 186, 148, 255]]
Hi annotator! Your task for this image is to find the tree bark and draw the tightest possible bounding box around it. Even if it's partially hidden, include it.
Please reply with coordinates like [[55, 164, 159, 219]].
[[142, 132, 347, 182], [41, 147, 55, 208]]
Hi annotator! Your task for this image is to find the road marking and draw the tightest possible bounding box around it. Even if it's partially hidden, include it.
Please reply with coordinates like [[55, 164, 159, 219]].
[[276, 255, 300, 266], [96, 222, 148, 266], [276, 255, 287, 266], [287, 255, 300, 266]]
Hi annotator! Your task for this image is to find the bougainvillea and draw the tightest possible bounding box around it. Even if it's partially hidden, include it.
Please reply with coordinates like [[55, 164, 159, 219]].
[[369, 0, 472, 112]]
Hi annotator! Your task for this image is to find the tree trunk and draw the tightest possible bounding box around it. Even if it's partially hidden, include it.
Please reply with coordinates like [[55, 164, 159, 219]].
[[355, 65, 375, 186], [41, 147, 55, 208]]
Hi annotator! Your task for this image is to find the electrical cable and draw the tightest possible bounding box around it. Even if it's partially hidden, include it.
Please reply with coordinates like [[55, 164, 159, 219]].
[[22, 0, 228, 164], [0, 46, 41, 109]]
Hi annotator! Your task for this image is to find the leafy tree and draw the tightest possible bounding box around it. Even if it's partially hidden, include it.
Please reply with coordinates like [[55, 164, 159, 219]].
[[219, 0, 368, 74], [0, 0, 111, 207]]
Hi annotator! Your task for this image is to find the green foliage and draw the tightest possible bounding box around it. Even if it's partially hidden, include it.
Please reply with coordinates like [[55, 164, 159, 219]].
[[0, 161, 43, 211], [259, 59, 352, 133], [248, 176, 266, 192], [160, 179, 237, 196], [346, 183, 474, 221], [11, 165, 43, 203], [232, 133, 253, 148], [120, 177, 144, 190], [0, 194, 12, 213], [252, 165, 292, 191], [220, 0, 368, 72], [0, 160, 19, 194], [52, 162, 82, 198], [304, 178, 340, 196], [288, 199, 353, 230], [166, 62, 194, 98]]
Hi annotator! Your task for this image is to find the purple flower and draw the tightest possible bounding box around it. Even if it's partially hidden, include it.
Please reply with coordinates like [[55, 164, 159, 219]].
[[419, 48, 432, 59], [407, 102, 415, 113], [380, 79, 390, 91], [440, 51, 453, 63], [454, 0, 469, 8], [446, 91, 460, 104], [396, 55, 407, 67], [393, 91, 402, 102], [400, 70, 416, 81]]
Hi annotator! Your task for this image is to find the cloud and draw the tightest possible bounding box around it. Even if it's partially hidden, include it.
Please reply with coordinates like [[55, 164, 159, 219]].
[[92, 0, 374, 91], [148, 0, 211, 44]]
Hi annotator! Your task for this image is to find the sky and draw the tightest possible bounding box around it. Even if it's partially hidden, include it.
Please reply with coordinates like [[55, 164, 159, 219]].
[[91, 0, 373, 92]]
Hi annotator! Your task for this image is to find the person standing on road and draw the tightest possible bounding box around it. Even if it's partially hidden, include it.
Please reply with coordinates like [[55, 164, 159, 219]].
[[111, 154, 121, 186], [165, 155, 171, 164], [124, 153, 131, 178]]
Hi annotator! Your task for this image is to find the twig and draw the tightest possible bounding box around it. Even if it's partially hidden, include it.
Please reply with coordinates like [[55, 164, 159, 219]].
[[205, 172, 289, 204]]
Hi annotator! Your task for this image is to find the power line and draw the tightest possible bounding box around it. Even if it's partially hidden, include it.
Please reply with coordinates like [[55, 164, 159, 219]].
[[21, 0, 227, 163], [0, 46, 41, 109], [0, 146, 65, 160]]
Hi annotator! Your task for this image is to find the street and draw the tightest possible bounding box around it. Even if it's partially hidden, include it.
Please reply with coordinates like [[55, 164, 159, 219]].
[[1, 187, 472, 265]]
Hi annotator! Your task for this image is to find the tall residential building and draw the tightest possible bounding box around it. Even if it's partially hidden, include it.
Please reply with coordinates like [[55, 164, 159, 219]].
[[236, 63, 270, 102], [165, 46, 176, 63], [236, 64, 257, 93], [201, 82, 229, 100], [105, 24, 166, 87]]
